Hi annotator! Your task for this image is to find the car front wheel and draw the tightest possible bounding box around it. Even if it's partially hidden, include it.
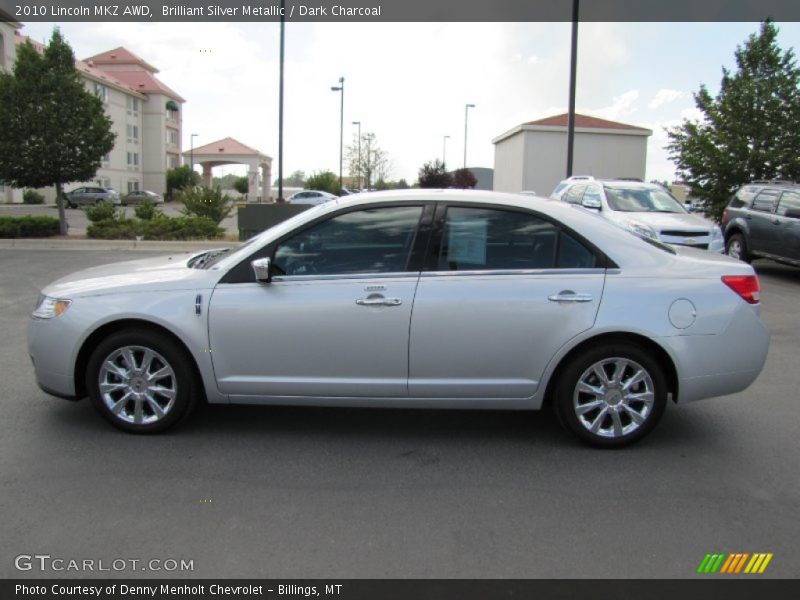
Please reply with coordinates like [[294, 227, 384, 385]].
[[554, 343, 667, 448], [86, 329, 199, 433], [726, 233, 750, 262]]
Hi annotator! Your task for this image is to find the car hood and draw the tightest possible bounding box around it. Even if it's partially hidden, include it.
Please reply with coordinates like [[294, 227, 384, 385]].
[[42, 252, 219, 298], [613, 211, 714, 232]]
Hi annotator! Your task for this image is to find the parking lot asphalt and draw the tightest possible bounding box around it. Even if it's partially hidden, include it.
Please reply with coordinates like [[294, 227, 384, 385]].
[[0, 249, 798, 579], [0, 202, 240, 236]]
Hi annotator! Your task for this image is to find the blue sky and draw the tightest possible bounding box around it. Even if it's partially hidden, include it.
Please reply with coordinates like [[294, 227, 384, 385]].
[[18, 20, 800, 188]]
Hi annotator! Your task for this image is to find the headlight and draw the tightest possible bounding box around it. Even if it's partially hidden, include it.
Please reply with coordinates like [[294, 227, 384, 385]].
[[627, 220, 659, 240], [710, 226, 723, 242], [32, 295, 72, 319]]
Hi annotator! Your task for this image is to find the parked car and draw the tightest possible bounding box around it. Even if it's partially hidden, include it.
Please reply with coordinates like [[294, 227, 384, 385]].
[[722, 181, 800, 266], [549, 175, 594, 201], [287, 190, 338, 205], [120, 190, 164, 206], [27, 190, 768, 447], [552, 177, 724, 252], [64, 187, 121, 208]]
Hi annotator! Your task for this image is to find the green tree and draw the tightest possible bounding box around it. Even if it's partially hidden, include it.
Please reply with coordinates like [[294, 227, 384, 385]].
[[0, 29, 115, 235], [305, 170, 340, 195], [166, 165, 200, 199], [274, 170, 306, 187], [233, 176, 249, 196], [418, 159, 453, 188], [667, 20, 800, 222], [453, 168, 478, 189], [178, 186, 233, 225]]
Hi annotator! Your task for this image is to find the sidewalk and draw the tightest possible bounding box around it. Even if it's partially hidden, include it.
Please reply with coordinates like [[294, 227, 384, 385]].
[[0, 237, 239, 252]]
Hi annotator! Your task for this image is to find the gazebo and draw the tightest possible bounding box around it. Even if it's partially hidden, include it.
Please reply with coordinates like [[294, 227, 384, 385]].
[[183, 137, 273, 202]]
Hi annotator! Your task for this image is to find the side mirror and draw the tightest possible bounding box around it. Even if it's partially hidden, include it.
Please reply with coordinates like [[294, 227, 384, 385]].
[[582, 197, 601, 210], [251, 257, 272, 283], [784, 208, 800, 219]]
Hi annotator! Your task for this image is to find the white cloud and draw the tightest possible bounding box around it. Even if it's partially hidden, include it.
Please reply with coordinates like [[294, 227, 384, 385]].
[[648, 89, 687, 109], [590, 90, 640, 121]]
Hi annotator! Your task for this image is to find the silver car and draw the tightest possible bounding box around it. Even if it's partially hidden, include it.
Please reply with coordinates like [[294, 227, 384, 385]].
[[27, 190, 769, 447], [64, 186, 121, 208], [553, 178, 724, 252], [287, 190, 338, 206]]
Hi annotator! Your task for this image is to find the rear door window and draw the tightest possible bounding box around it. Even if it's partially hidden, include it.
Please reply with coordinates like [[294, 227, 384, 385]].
[[751, 189, 780, 213], [776, 191, 800, 216]]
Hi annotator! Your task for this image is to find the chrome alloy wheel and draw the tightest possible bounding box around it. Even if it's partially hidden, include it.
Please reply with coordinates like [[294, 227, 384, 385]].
[[573, 357, 655, 439], [98, 345, 177, 425], [727, 238, 743, 260]]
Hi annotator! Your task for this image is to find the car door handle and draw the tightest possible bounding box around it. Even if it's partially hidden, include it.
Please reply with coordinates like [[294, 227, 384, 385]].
[[355, 297, 402, 306], [548, 291, 593, 303]]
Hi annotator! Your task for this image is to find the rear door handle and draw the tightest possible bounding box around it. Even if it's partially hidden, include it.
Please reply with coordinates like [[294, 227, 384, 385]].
[[548, 291, 593, 303], [356, 297, 402, 307]]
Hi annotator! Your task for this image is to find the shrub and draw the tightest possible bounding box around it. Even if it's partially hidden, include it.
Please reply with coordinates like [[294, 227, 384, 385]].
[[134, 198, 161, 221], [166, 165, 200, 200], [0, 216, 60, 238], [305, 170, 340, 195], [23, 189, 45, 204], [87, 216, 223, 241], [233, 176, 249, 195], [177, 185, 233, 225], [84, 201, 119, 222]]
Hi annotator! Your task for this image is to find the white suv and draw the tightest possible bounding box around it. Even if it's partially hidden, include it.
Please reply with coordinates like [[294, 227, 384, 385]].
[[551, 177, 724, 252]]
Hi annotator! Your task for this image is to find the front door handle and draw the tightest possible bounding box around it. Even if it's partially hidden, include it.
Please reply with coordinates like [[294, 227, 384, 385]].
[[355, 297, 402, 307], [548, 291, 593, 303]]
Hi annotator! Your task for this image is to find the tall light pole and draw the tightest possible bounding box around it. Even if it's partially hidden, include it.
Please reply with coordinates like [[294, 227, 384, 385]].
[[331, 76, 344, 194], [566, 0, 579, 177], [190, 133, 198, 171], [463, 103, 475, 169], [443, 135, 450, 167], [352, 121, 361, 190], [278, 0, 286, 201]]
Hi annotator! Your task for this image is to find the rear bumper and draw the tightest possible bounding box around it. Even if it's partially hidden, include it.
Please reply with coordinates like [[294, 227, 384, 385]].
[[661, 303, 769, 403]]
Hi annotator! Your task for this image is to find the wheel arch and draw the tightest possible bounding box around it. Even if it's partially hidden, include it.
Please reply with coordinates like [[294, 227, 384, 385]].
[[73, 318, 205, 401], [542, 332, 679, 407]]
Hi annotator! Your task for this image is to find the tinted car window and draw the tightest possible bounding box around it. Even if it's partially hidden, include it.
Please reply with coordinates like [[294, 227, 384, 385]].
[[436, 207, 595, 271], [751, 189, 779, 213], [776, 190, 800, 216], [273, 206, 422, 276], [564, 184, 586, 205]]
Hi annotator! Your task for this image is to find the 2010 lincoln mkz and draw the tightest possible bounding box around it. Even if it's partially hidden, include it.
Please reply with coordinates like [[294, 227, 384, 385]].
[[27, 190, 770, 447]]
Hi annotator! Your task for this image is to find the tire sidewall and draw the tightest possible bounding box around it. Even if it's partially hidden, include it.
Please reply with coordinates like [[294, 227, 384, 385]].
[[726, 233, 749, 262], [554, 343, 667, 448], [86, 330, 197, 433]]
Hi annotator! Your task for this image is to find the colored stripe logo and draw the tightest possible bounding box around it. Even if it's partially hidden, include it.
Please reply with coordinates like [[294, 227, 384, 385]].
[[697, 552, 773, 574]]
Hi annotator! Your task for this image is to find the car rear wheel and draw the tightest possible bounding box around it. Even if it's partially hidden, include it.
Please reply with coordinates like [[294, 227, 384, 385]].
[[86, 329, 199, 433], [554, 343, 667, 448], [726, 233, 750, 263]]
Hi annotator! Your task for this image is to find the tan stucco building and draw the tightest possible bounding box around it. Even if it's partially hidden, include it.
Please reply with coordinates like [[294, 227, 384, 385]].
[[1, 18, 184, 202], [492, 114, 652, 196]]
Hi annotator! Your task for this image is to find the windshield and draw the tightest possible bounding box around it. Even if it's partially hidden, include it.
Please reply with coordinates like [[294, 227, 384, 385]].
[[603, 185, 687, 213]]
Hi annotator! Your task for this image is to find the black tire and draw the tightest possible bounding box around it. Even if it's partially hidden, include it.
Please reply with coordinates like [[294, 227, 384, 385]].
[[553, 343, 667, 448], [726, 232, 750, 263], [86, 329, 199, 433]]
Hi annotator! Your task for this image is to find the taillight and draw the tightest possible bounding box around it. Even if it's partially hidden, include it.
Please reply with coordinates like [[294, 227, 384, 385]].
[[721, 275, 760, 304], [721, 209, 729, 226]]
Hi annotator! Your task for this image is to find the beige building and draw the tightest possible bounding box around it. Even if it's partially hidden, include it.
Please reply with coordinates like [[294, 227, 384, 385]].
[[0, 15, 23, 203], [1, 20, 184, 202], [492, 113, 652, 196]]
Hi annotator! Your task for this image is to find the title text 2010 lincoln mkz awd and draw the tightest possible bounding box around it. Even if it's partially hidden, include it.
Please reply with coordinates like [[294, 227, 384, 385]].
[[27, 191, 769, 447]]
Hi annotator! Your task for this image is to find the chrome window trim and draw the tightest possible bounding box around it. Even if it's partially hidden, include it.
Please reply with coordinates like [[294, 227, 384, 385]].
[[271, 272, 419, 283], [420, 268, 607, 278]]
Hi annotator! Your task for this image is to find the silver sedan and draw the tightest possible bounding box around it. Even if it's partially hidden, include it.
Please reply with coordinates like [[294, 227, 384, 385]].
[[27, 190, 769, 447]]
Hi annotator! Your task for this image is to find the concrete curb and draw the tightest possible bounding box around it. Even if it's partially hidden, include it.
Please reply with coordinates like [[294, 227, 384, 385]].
[[0, 238, 239, 252]]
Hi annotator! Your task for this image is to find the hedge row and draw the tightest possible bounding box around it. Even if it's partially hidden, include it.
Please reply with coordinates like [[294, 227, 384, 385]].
[[0, 216, 60, 238], [87, 216, 224, 241]]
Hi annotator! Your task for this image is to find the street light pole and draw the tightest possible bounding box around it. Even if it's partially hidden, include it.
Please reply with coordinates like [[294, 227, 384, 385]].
[[278, 0, 285, 201], [352, 121, 361, 190], [463, 103, 475, 169], [331, 76, 344, 194], [566, 0, 579, 177], [190, 133, 198, 171], [443, 135, 450, 167]]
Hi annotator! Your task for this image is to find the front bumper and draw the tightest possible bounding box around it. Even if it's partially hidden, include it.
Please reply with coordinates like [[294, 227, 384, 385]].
[[27, 315, 83, 399]]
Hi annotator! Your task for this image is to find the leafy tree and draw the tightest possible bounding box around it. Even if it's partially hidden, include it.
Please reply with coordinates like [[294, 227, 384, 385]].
[[453, 168, 478, 189], [166, 165, 200, 199], [305, 170, 340, 195], [212, 173, 239, 189], [178, 186, 233, 225], [0, 29, 115, 235], [667, 20, 800, 222], [274, 170, 306, 187], [418, 159, 453, 188], [345, 132, 390, 190], [395, 179, 410, 189], [233, 176, 249, 195]]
